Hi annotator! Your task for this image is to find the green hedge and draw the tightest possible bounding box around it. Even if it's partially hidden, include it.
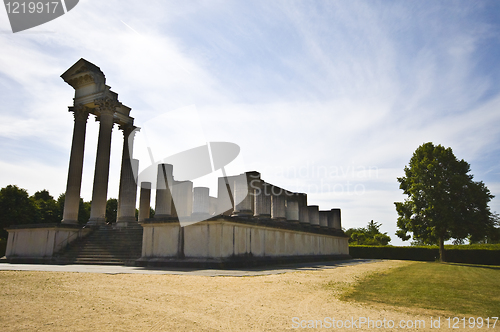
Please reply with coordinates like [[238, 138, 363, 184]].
[[349, 245, 500, 265]]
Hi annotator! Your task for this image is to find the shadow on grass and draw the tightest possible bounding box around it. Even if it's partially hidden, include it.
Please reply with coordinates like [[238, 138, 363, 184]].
[[442, 262, 500, 270]]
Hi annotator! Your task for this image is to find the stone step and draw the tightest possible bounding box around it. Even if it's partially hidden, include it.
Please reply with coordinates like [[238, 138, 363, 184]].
[[55, 225, 143, 265]]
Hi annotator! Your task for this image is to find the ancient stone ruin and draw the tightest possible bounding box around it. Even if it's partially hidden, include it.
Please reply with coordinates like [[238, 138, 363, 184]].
[[5, 59, 349, 267]]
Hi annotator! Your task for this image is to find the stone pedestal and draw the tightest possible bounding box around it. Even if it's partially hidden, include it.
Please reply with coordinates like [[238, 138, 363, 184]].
[[138, 182, 151, 222], [286, 200, 300, 223], [319, 211, 329, 228], [88, 105, 115, 226], [193, 187, 210, 216], [139, 217, 350, 266], [62, 107, 89, 224], [5, 224, 91, 262], [308, 205, 320, 227], [117, 126, 139, 227], [232, 175, 252, 217], [217, 176, 234, 216], [254, 181, 271, 218], [299, 205, 310, 225], [271, 188, 286, 220], [209, 196, 218, 215], [172, 181, 193, 218], [116, 158, 139, 227], [155, 163, 173, 218], [332, 208, 341, 229]]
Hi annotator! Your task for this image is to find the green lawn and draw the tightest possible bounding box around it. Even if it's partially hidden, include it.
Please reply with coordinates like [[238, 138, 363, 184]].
[[341, 261, 500, 317]]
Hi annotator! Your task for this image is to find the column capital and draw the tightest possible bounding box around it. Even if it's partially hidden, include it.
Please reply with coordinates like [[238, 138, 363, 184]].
[[119, 124, 139, 136], [94, 98, 120, 117], [69, 105, 90, 122]]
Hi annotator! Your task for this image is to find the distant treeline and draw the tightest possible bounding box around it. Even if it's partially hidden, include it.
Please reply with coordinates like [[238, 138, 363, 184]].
[[349, 244, 500, 265], [0, 185, 155, 240]]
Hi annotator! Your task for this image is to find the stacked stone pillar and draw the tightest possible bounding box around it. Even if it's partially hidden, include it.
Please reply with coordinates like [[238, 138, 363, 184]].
[[172, 181, 193, 218], [308, 205, 320, 227], [62, 106, 89, 224], [319, 211, 329, 228], [116, 125, 139, 227], [331, 208, 341, 229], [154, 164, 173, 218], [271, 186, 286, 220], [138, 182, 151, 222], [232, 174, 253, 217], [285, 200, 300, 223], [299, 206, 310, 225], [254, 181, 271, 219], [193, 187, 210, 216], [87, 102, 116, 225]]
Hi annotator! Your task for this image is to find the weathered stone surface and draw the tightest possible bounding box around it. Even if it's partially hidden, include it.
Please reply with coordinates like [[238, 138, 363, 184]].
[[141, 218, 349, 261], [138, 182, 151, 222]]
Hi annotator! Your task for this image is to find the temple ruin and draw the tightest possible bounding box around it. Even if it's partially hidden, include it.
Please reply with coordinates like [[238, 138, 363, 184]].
[[5, 59, 349, 267]]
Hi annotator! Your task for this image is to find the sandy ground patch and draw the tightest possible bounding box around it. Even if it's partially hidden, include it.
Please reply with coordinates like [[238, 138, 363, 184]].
[[0, 260, 468, 331]]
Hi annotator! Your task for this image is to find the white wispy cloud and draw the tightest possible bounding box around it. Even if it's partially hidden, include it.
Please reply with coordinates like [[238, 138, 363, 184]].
[[1, 0, 499, 244]]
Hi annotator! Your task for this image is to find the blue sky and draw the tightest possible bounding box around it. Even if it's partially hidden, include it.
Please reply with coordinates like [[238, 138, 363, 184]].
[[1, 1, 500, 245]]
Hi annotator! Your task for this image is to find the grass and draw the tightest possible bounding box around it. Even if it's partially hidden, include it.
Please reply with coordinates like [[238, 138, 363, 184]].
[[341, 261, 500, 317]]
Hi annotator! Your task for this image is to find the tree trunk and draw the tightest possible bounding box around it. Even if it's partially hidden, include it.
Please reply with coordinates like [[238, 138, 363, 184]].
[[439, 236, 446, 262]]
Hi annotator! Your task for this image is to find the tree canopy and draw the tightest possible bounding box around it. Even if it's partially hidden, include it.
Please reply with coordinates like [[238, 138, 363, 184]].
[[395, 142, 498, 261], [0, 185, 38, 239], [0, 185, 120, 238], [345, 220, 391, 246]]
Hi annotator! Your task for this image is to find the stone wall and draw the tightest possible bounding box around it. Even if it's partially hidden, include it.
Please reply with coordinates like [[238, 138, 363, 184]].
[[5, 224, 91, 263], [138, 217, 349, 267]]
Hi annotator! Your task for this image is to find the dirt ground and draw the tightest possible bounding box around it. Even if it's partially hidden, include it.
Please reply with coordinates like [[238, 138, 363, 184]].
[[0, 260, 469, 331]]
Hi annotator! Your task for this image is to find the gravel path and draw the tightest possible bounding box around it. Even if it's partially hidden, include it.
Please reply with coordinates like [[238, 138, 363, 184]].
[[0, 260, 462, 331]]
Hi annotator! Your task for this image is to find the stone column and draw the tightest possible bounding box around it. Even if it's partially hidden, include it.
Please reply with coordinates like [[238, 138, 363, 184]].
[[271, 186, 286, 220], [299, 205, 310, 225], [232, 175, 252, 217], [209, 196, 217, 215], [217, 176, 234, 216], [154, 163, 173, 218], [138, 182, 151, 222], [193, 187, 210, 216], [245, 171, 260, 216], [116, 158, 139, 227], [88, 102, 116, 226], [308, 205, 320, 227], [62, 106, 89, 224], [319, 211, 329, 228], [327, 210, 335, 229], [285, 200, 299, 223], [117, 125, 139, 226], [254, 181, 271, 219], [332, 208, 341, 229], [172, 181, 193, 218]]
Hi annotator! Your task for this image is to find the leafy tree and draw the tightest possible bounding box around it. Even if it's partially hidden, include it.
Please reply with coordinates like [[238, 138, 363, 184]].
[[30, 190, 60, 224], [469, 212, 500, 244], [106, 198, 118, 224], [0, 185, 38, 239], [345, 220, 391, 245], [395, 142, 498, 261]]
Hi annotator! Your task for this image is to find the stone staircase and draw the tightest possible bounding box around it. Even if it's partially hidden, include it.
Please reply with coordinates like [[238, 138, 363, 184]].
[[55, 224, 143, 266]]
